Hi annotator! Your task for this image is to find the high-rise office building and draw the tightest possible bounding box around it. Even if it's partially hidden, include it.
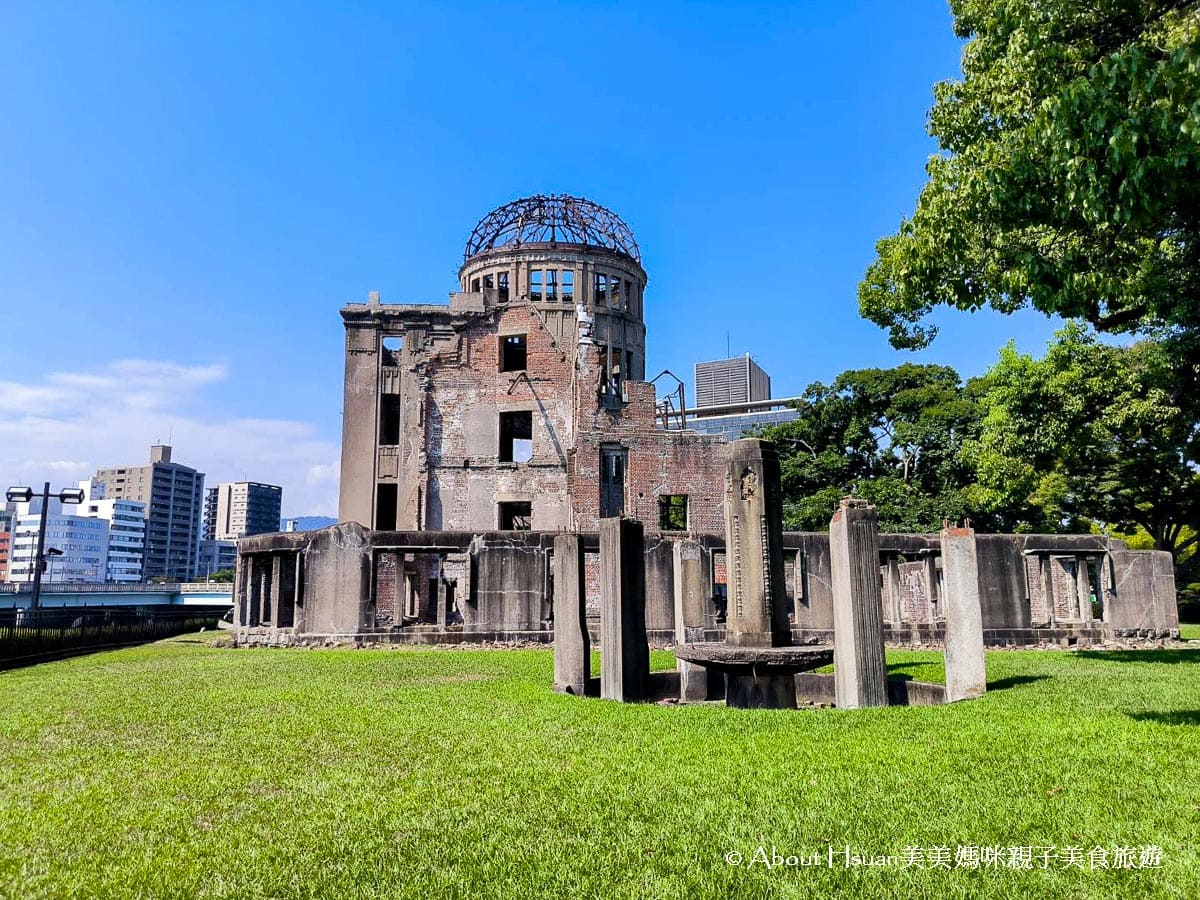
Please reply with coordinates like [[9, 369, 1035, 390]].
[[694, 354, 771, 409], [687, 354, 799, 440], [204, 482, 283, 541], [93, 444, 205, 581]]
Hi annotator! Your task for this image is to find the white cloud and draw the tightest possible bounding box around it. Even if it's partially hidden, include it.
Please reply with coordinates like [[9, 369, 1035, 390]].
[[0, 359, 340, 517]]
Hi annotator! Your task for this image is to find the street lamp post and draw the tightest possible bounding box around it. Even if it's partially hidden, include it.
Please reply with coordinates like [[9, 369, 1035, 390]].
[[5, 483, 85, 611]]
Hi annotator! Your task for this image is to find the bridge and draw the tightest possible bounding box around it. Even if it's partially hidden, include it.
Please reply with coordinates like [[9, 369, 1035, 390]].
[[0, 583, 234, 609]]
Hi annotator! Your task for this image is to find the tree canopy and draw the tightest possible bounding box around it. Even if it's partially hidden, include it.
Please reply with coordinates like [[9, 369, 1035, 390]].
[[967, 323, 1200, 577], [859, 0, 1200, 349], [759, 364, 987, 532]]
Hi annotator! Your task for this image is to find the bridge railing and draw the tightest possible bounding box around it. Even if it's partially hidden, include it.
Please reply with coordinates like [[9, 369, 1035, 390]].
[[0, 583, 233, 594]]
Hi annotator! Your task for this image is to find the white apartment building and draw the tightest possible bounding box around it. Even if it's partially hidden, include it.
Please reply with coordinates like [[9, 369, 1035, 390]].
[[80, 481, 147, 583], [8, 502, 110, 584]]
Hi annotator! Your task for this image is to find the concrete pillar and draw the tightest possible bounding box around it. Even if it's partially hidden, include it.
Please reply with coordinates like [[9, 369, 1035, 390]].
[[600, 517, 649, 702], [337, 323, 380, 527], [293, 552, 304, 630], [1076, 558, 1092, 622], [886, 556, 902, 624], [269, 554, 283, 627], [259, 557, 272, 624], [673, 539, 710, 701], [1042, 556, 1056, 625], [829, 498, 888, 709], [553, 534, 590, 695], [722, 439, 791, 648], [436, 558, 449, 627], [233, 551, 248, 626], [940, 525, 987, 702], [924, 554, 938, 620]]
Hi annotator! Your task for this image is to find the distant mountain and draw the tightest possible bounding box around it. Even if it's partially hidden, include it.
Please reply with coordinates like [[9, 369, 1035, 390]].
[[280, 515, 338, 532]]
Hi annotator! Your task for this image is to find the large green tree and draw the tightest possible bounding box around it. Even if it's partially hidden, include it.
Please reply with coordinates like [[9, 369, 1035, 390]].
[[968, 324, 1200, 577], [859, 0, 1200, 349], [760, 364, 988, 532]]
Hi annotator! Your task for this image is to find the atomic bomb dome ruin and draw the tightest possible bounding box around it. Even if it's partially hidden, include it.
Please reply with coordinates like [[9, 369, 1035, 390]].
[[338, 193, 725, 535], [233, 195, 1179, 662]]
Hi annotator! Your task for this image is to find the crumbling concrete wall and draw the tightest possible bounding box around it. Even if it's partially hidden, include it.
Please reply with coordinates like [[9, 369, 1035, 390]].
[[466, 536, 551, 632], [234, 526, 1179, 644], [1105, 549, 1179, 635]]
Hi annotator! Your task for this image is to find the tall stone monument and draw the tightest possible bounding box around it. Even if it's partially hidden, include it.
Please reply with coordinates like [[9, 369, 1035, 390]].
[[829, 498, 888, 708], [676, 439, 833, 708], [723, 439, 791, 648]]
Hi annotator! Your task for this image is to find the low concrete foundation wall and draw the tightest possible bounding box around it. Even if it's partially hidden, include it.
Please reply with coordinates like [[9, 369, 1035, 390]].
[[235, 526, 1179, 648]]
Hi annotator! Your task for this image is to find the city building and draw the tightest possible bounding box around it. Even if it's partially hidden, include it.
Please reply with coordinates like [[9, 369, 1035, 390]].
[[204, 482, 283, 541], [8, 499, 109, 584], [0, 509, 12, 582], [93, 445, 205, 581], [79, 482, 147, 583], [685, 355, 800, 441], [694, 354, 771, 408], [198, 539, 238, 578]]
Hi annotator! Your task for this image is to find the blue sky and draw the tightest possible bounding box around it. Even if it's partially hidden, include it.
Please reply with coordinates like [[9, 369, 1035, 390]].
[[0, 2, 1062, 516]]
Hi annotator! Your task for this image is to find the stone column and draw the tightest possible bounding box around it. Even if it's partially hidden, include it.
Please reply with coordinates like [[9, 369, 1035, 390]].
[[829, 498, 888, 709], [924, 554, 939, 621], [673, 539, 710, 701], [233, 551, 248, 627], [269, 554, 283, 627], [600, 517, 649, 702], [436, 558, 449, 627], [941, 525, 987, 702], [259, 557, 272, 624], [886, 556, 902, 624], [1076, 558, 1092, 622], [723, 439, 791, 648], [553, 533, 590, 696]]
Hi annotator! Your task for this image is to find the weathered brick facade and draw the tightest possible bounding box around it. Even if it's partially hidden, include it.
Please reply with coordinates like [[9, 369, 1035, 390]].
[[338, 195, 729, 548]]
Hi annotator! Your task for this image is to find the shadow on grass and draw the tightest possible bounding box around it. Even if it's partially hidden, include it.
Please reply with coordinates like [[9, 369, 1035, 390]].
[[1128, 710, 1200, 727], [1074, 649, 1200, 665], [887, 661, 936, 673], [986, 675, 1049, 691]]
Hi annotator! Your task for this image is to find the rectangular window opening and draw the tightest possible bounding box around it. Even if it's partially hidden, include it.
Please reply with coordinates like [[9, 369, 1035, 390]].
[[498, 272, 510, 302], [594, 272, 608, 305], [546, 269, 558, 300], [610, 277, 622, 309], [529, 269, 543, 301], [500, 334, 527, 372], [658, 495, 688, 531], [499, 411, 533, 463], [380, 395, 402, 445], [562, 270, 574, 301], [498, 501, 532, 531], [375, 484, 398, 531]]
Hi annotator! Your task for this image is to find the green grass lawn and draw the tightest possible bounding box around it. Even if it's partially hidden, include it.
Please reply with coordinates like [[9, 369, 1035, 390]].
[[0, 638, 1197, 899], [1180, 623, 1199, 640]]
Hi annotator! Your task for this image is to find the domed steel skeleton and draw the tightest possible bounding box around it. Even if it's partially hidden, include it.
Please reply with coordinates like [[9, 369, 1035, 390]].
[[463, 194, 641, 263]]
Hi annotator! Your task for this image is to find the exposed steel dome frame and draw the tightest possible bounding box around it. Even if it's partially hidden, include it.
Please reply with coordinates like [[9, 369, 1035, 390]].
[[464, 194, 641, 264]]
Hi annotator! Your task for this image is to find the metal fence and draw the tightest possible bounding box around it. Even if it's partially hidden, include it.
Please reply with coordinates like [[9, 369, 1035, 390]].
[[0, 606, 225, 666]]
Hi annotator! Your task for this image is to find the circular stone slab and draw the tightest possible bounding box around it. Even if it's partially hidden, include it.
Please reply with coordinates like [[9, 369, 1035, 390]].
[[675, 643, 834, 675]]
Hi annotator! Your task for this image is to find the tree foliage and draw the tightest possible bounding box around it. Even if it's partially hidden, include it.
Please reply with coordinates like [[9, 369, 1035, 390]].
[[759, 364, 987, 531], [859, 0, 1200, 348], [967, 323, 1200, 577]]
